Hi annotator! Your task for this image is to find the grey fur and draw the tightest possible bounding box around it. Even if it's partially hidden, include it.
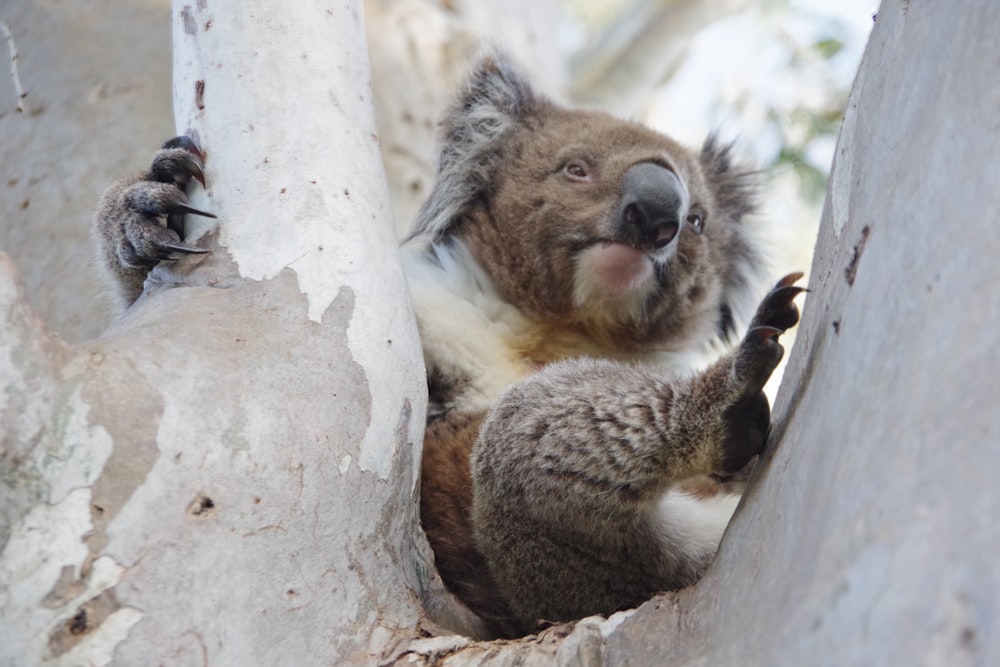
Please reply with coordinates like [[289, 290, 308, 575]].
[[409, 56, 768, 353], [408, 52, 539, 242], [408, 53, 802, 635], [471, 276, 803, 631]]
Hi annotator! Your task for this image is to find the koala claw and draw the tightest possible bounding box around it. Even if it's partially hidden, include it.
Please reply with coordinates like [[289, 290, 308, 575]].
[[732, 273, 806, 391], [116, 181, 213, 267], [152, 136, 209, 188], [126, 218, 208, 266], [750, 273, 807, 334]]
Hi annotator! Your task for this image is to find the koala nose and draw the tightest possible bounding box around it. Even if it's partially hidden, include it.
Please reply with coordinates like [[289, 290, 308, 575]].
[[617, 162, 688, 248]]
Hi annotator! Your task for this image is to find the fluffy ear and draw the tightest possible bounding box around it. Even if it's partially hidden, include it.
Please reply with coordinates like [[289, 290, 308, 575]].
[[700, 136, 767, 342], [409, 51, 540, 240], [700, 135, 758, 224]]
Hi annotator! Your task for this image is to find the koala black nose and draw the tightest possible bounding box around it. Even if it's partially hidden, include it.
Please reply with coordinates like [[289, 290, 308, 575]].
[[617, 162, 688, 248]]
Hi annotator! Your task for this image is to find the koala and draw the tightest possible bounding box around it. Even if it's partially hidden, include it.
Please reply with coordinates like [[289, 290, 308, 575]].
[[92, 54, 802, 640], [402, 55, 802, 637]]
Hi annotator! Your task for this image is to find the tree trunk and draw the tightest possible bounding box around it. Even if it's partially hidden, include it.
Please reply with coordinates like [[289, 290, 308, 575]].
[[1, 2, 430, 665]]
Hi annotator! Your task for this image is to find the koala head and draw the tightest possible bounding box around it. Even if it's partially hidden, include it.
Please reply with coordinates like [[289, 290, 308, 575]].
[[410, 53, 767, 354]]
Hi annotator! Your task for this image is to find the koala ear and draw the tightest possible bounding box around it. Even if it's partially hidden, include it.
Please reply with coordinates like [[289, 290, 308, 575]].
[[409, 51, 540, 241], [700, 135, 767, 343], [700, 135, 757, 224]]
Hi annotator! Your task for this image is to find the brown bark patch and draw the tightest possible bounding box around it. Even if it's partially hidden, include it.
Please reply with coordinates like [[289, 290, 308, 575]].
[[47, 589, 122, 656]]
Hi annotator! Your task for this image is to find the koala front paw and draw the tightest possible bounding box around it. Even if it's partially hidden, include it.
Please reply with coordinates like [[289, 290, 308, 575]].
[[95, 136, 217, 308], [115, 136, 217, 267], [717, 273, 805, 472], [734, 272, 806, 389]]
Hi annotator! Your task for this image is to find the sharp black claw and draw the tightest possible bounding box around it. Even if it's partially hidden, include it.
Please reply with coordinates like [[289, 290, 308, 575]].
[[188, 160, 207, 189], [152, 136, 209, 188], [768, 284, 809, 304], [168, 201, 217, 219], [158, 241, 210, 256], [776, 272, 805, 289]]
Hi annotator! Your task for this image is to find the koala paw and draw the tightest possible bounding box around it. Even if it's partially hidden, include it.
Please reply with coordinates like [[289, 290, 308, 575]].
[[734, 272, 807, 389], [107, 136, 217, 270], [716, 273, 806, 472]]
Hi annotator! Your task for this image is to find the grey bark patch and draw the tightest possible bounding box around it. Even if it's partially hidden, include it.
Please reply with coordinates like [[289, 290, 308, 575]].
[[181, 6, 197, 35]]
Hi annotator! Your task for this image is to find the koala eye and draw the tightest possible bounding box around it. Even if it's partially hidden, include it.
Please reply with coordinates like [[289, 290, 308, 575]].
[[563, 161, 591, 182], [686, 212, 704, 234]]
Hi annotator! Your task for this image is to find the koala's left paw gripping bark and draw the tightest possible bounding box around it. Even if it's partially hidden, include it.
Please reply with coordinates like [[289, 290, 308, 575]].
[[95, 136, 217, 309], [717, 272, 806, 473], [737, 272, 806, 384], [118, 136, 217, 266]]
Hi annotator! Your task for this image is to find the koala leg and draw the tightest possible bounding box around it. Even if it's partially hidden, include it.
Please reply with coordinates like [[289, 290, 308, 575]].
[[471, 273, 805, 627], [93, 136, 215, 310]]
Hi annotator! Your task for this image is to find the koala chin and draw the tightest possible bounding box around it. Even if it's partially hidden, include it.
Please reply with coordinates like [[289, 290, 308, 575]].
[[402, 53, 803, 638]]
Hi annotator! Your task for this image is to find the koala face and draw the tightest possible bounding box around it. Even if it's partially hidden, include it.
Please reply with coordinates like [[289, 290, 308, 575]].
[[411, 55, 763, 355]]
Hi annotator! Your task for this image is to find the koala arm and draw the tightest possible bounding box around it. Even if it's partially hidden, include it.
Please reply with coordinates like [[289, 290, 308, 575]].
[[93, 136, 215, 311], [471, 274, 804, 628]]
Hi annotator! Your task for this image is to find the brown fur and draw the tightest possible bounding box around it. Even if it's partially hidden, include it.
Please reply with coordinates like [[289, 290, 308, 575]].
[[471, 275, 803, 631], [458, 109, 734, 352], [420, 413, 521, 637]]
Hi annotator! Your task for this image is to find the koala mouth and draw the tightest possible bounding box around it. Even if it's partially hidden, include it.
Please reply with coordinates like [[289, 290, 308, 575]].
[[580, 240, 656, 296], [614, 235, 673, 254], [599, 226, 676, 258]]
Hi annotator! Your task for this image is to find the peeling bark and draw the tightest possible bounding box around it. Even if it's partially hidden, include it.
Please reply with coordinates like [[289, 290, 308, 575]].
[[1, 2, 429, 665]]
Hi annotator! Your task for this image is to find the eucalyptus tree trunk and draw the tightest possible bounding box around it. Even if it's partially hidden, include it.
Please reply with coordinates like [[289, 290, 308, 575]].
[[1, 2, 430, 665]]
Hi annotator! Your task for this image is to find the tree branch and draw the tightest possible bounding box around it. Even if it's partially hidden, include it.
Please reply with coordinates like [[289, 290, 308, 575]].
[[1, 21, 30, 114]]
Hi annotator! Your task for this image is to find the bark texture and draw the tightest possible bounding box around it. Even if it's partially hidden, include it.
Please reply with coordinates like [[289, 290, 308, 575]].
[[1, 2, 429, 665]]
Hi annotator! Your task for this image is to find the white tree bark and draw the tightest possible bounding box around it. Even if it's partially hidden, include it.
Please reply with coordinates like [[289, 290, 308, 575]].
[[0, 2, 430, 665]]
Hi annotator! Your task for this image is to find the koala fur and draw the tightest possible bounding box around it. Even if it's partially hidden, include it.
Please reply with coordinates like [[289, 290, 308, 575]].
[[92, 53, 802, 640], [403, 54, 802, 637]]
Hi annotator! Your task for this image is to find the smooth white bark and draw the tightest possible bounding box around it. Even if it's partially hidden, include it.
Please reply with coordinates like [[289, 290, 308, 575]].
[[603, 2, 1000, 664]]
